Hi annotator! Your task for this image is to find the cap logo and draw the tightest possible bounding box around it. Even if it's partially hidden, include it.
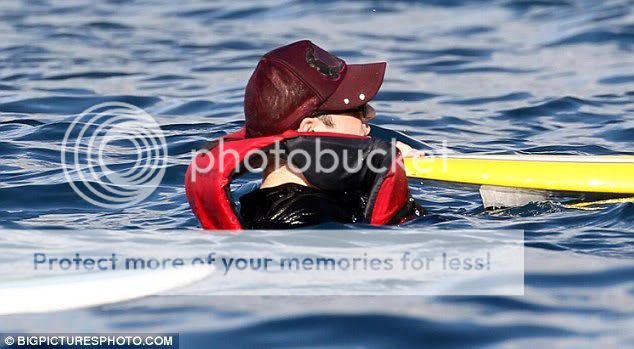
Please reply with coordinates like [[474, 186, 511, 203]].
[[306, 46, 344, 80]]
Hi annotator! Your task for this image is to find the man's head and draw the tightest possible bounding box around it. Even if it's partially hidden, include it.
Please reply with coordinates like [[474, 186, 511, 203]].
[[298, 103, 376, 136], [244, 40, 385, 137]]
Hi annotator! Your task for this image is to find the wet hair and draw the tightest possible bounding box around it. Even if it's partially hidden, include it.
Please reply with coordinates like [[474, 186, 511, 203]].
[[317, 114, 334, 127]]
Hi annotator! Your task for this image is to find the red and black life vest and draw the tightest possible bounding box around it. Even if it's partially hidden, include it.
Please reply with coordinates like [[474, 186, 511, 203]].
[[185, 128, 414, 230]]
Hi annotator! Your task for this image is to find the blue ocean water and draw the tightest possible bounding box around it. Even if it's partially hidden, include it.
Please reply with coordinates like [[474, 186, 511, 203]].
[[0, 0, 633, 347]]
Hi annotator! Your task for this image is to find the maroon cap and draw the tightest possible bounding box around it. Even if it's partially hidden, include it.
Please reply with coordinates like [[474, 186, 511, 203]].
[[244, 40, 386, 137]]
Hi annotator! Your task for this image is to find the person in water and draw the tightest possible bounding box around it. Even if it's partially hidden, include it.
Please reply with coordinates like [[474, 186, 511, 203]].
[[185, 40, 424, 229], [237, 40, 425, 228]]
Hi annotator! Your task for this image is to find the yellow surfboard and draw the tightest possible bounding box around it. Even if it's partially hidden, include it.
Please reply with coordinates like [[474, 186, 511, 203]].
[[404, 155, 634, 194]]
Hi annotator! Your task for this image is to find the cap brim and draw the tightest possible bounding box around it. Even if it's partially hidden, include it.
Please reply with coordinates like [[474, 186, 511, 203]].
[[318, 62, 386, 111]]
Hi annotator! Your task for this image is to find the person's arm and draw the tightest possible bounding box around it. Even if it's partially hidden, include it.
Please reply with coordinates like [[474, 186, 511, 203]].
[[395, 141, 425, 158]]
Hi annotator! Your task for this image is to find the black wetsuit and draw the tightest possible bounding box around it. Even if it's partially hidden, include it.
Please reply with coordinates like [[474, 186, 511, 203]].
[[240, 183, 423, 229]]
